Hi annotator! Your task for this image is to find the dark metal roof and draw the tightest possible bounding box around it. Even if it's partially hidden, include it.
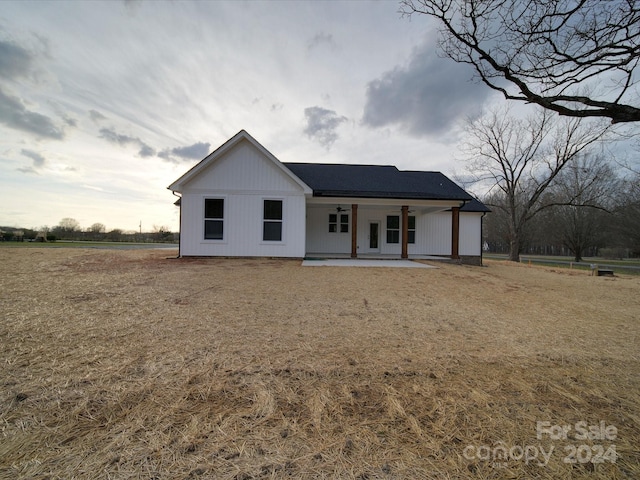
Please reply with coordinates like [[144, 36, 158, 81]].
[[284, 163, 475, 201], [461, 198, 491, 213]]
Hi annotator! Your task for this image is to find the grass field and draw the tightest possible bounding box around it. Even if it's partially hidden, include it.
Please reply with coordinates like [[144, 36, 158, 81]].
[[1, 248, 639, 479], [484, 254, 640, 276], [0, 241, 178, 250]]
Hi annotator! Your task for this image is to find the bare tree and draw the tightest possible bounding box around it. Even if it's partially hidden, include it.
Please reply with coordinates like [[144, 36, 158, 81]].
[[89, 223, 106, 234], [401, 0, 640, 123], [463, 106, 609, 261], [54, 218, 81, 239], [613, 172, 640, 254], [58, 217, 80, 232], [483, 190, 538, 254], [546, 155, 619, 261], [152, 225, 172, 242]]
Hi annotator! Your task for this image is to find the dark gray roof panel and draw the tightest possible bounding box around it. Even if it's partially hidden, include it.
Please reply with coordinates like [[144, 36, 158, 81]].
[[460, 198, 491, 212], [284, 163, 474, 201]]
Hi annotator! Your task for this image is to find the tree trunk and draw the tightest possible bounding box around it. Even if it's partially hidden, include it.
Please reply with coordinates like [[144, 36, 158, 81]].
[[509, 237, 521, 262], [574, 249, 583, 263]]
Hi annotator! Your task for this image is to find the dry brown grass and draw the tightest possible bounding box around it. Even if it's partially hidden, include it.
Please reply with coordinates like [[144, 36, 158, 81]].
[[1, 248, 639, 479]]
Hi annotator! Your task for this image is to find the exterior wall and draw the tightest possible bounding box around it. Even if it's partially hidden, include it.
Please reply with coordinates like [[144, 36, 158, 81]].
[[305, 206, 351, 255], [459, 212, 483, 256], [356, 207, 405, 256], [419, 210, 484, 258], [305, 206, 412, 255], [422, 211, 452, 256], [179, 140, 307, 257]]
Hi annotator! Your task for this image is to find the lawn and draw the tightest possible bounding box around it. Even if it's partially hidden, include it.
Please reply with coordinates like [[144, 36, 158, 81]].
[[1, 248, 639, 479]]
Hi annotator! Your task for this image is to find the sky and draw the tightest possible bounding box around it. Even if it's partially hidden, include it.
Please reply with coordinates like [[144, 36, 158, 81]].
[[0, 0, 501, 232]]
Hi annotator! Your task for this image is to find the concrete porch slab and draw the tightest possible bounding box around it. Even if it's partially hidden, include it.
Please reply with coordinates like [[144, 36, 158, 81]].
[[301, 258, 436, 268]]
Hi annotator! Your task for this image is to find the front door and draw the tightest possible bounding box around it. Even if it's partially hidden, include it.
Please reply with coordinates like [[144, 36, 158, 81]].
[[369, 222, 379, 251]]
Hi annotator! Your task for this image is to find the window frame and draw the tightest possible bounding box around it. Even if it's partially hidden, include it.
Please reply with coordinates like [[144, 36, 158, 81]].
[[329, 213, 349, 233], [340, 213, 349, 233], [408, 215, 416, 244], [262, 198, 284, 242], [386, 215, 400, 244], [329, 213, 338, 233], [203, 197, 225, 241]]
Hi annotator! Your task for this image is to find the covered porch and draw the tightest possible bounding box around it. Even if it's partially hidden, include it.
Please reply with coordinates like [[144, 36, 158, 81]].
[[303, 198, 463, 260]]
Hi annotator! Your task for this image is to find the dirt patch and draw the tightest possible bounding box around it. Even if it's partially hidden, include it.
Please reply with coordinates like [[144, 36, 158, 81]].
[[1, 248, 638, 478]]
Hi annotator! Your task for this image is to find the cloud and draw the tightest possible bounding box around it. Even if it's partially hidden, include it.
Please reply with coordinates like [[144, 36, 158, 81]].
[[138, 144, 156, 158], [21, 148, 46, 168], [99, 127, 155, 157], [62, 115, 77, 127], [158, 142, 211, 162], [307, 32, 337, 51], [0, 87, 65, 139], [0, 38, 34, 80], [362, 39, 491, 138], [99, 127, 137, 145], [171, 142, 210, 159], [303, 106, 347, 149], [17, 166, 38, 174], [89, 109, 107, 122]]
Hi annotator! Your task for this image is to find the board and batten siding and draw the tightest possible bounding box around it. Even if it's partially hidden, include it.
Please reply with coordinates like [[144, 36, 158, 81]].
[[421, 211, 452, 256], [179, 139, 307, 257], [459, 212, 483, 256], [423, 210, 483, 257], [305, 206, 352, 255]]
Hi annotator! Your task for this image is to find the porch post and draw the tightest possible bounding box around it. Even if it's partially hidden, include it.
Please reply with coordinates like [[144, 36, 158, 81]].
[[401, 205, 409, 259], [351, 204, 358, 258], [451, 206, 460, 260]]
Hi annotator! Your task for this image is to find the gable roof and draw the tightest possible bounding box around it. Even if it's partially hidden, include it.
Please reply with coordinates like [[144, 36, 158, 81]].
[[284, 163, 474, 202], [168, 130, 312, 194], [168, 130, 488, 209]]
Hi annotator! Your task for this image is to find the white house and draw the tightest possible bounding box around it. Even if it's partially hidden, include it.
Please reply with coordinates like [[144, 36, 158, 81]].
[[168, 130, 489, 264]]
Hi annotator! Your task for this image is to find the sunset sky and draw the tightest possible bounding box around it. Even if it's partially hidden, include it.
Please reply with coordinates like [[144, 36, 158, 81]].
[[2, 0, 511, 232]]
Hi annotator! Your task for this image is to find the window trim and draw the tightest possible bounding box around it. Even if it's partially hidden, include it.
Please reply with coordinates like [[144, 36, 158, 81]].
[[203, 197, 226, 242], [329, 213, 338, 233], [408, 215, 416, 244], [262, 198, 284, 243], [340, 213, 349, 233], [386, 215, 400, 244], [329, 212, 349, 233]]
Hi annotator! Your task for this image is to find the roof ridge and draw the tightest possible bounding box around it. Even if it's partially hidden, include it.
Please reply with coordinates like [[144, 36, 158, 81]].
[[284, 162, 398, 168]]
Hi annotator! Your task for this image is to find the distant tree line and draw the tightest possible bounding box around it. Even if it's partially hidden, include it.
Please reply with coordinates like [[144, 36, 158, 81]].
[[0, 218, 177, 243], [483, 164, 640, 261]]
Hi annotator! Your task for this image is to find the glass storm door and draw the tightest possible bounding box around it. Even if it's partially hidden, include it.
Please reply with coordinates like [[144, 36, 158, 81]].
[[369, 222, 379, 250]]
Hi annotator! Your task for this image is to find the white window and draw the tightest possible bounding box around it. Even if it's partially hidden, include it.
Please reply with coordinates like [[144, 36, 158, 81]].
[[329, 213, 349, 233], [408, 216, 416, 244], [387, 215, 416, 244], [204, 198, 224, 240], [263, 199, 283, 241], [386, 215, 399, 244]]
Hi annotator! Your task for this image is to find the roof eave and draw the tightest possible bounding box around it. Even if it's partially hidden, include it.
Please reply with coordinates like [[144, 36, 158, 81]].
[[312, 191, 472, 202]]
